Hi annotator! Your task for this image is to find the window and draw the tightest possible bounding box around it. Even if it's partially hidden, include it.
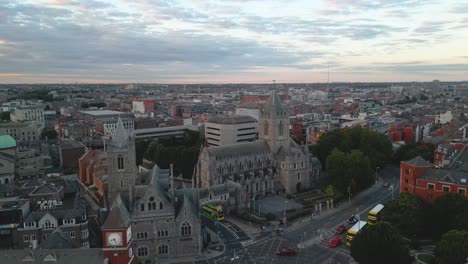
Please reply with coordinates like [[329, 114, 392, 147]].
[[70, 231, 75, 238], [4, 178, 8, 184], [302, 162, 304, 168], [181, 221, 191, 236], [405, 169, 411, 175], [458, 188, 466, 195], [63, 218, 75, 225], [405, 178, 408, 184], [140, 204, 145, 211], [159, 202, 164, 210], [264, 121, 269, 136], [152, 202, 156, 210], [442, 186, 450, 192], [43, 234, 49, 240], [31, 234, 36, 241], [293, 163, 297, 169], [44, 220, 53, 229], [23, 235, 30, 242], [138, 247, 148, 257], [147, 202, 151, 210], [255, 182, 258, 191], [157, 230, 168, 237], [297, 173, 301, 180], [428, 183, 435, 190], [81, 241, 89, 248], [279, 121, 284, 136], [81, 229, 89, 239], [158, 244, 168, 255], [117, 155, 124, 170]]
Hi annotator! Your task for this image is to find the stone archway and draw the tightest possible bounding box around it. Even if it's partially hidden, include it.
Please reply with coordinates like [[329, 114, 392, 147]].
[[296, 182, 303, 193]]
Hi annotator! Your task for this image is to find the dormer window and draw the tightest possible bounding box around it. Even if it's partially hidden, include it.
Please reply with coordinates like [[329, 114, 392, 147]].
[[63, 218, 75, 225]]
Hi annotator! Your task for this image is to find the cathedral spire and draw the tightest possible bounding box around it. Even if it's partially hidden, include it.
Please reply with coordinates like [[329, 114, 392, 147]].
[[112, 116, 128, 148], [265, 89, 285, 116]]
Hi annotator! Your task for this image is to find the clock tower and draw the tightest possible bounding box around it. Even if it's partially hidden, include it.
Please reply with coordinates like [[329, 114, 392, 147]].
[[102, 195, 136, 264]]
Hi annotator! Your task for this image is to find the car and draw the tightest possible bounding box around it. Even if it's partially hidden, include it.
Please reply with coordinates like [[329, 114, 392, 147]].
[[335, 225, 346, 234], [329, 237, 342, 247], [348, 215, 358, 224], [383, 181, 390, 187], [276, 247, 297, 256]]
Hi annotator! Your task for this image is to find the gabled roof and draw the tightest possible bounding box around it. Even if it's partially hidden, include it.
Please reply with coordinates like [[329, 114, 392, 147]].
[[41, 228, 74, 249], [102, 194, 131, 230], [403, 156, 433, 167]]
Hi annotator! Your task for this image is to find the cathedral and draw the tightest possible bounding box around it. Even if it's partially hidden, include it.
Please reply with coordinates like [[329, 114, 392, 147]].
[[102, 118, 201, 263], [193, 90, 322, 195]]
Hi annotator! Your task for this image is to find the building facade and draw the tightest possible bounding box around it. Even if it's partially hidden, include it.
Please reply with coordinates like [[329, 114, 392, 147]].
[[194, 91, 321, 195], [400, 150, 468, 204], [10, 104, 44, 124], [205, 115, 258, 147]]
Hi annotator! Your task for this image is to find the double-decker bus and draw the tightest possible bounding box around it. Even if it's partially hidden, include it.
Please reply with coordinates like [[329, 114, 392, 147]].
[[367, 204, 384, 225], [201, 203, 224, 221], [346, 221, 367, 247]]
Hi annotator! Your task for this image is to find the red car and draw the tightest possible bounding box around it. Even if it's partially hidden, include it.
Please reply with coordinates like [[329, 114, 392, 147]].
[[329, 237, 342, 247], [335, 225, 346, 234], [276, 247, 297, 256]]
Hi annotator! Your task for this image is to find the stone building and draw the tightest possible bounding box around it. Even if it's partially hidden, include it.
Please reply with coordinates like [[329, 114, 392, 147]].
[[193, 91, 321, 195]]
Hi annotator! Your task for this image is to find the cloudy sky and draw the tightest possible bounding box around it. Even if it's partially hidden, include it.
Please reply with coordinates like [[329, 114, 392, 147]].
[[0, 0, 467, 83]]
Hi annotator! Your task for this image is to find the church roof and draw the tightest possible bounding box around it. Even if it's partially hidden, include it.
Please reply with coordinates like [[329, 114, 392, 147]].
[[111, 117, 130, 148], [206, 141, 270, 159], [264, 90, 285, 115], [102, 194, 131, 229]]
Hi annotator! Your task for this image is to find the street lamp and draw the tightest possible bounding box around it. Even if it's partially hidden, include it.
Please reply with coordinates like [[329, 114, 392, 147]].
[[230, 249, 239, 264]]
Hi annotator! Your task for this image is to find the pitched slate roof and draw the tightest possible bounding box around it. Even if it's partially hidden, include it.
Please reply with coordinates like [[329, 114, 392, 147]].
[[264, 90, 285, 115], [102, 194, 131, 230], [205, 141, 270, 159], [403, 156, 433, 167], [0, 248, 104, 264], [41, 228, 74, 249]]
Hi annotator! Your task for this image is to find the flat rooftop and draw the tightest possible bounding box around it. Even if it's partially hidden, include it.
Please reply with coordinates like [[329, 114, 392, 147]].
[[79, 110, 125, 116], [207, 115, 257, 124]]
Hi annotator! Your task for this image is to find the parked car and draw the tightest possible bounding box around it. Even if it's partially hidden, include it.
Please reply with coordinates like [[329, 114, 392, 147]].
[[276, 247, 298, 256], [335, 225, 346, 234], [329, 237, 342, 247], [348, 215, 358, 224]]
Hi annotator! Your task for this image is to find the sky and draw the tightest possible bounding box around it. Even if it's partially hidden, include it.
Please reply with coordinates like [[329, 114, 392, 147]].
[[0, 0, 467, 84]]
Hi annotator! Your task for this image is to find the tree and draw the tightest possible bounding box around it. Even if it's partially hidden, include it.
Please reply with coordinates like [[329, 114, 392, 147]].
[[41, 127, 58, 140], [382, 192, 427, 237], [325, 148, 350, 194], [0, 111, 10, 121], [323, 185, 336, 198], [394, 143, 434, 164], [351, 222, 412, 264], [431, 193, 468, 238], [434, 230, 468, 264]]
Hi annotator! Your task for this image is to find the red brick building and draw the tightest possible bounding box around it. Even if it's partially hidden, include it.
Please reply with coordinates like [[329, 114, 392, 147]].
[[400, 151, 468, 204]]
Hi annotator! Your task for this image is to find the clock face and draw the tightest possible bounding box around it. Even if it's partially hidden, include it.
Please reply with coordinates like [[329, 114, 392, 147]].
[[107, 232, 122, 246]]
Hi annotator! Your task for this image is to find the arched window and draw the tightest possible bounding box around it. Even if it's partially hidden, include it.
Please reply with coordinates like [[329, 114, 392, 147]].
[[279, 121, 284, 136], [147, 202, 152, 210], [181, 221, 192, 236], [4, 178, 9, 184], [152, 202, 156, 210], [140, 204, 145, 211], [137, 247, 148, 256], [117, 155, 124, 170], [165, 230, 168, 236], [159, 202, 164, 210], [144, 232, 148, 238], [264, 121, 269, 136], [158, 244, 168, 255]]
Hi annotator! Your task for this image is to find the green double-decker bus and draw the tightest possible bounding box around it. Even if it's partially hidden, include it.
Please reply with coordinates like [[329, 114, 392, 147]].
[[202, 203, 224, 221]]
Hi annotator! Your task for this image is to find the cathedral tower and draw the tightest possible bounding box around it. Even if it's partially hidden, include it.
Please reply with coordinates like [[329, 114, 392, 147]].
[[259, 90, 290, 153], [105, 117, 136, 207]]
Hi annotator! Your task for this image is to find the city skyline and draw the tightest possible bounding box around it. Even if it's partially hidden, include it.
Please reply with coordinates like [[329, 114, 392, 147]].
[[0, 0, 467, 83]]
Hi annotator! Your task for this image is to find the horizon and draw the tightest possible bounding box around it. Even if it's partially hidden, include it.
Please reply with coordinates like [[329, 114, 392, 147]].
[[1, 0, 467, 83]]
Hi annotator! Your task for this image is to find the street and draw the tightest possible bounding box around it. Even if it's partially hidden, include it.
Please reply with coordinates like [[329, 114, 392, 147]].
[[191, 166, 400, 264]]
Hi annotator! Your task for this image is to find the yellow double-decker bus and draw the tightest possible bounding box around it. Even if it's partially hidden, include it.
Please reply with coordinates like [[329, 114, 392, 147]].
[[367, 204, 384, 225], [202, 203, 224, 221], [346, 221, 367, 247]]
